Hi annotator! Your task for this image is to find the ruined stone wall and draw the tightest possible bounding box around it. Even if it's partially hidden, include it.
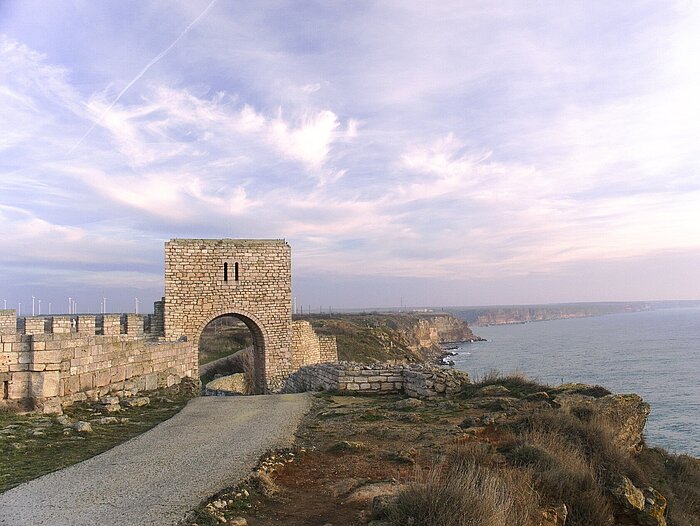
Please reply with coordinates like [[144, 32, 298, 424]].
[[283, 362, 469, 398], [152, 297, 165, 337], [319, 335, 338, 362], [1, 313, 195, 413], [291, 320, 321, 370], [164, 239, 292, 392], [290, 321, 338, 372]]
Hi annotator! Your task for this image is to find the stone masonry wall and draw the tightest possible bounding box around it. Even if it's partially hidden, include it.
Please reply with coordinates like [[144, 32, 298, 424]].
[[1, 313, 195, 413], [152, 297, 165, 337], [283, 362, 469, 398], [319, 335, 338, 362], [291, 321, 319, 369], [164, 239, 292, 392], [290, 321, 338, 372], [0, 310, 15, 334]]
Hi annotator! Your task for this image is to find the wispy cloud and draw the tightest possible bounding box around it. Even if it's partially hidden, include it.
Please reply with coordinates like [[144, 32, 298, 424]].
[[1, 1, 700, 308]]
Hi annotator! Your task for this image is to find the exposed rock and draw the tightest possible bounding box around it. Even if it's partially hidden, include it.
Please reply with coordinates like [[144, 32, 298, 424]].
[[539, 503, 567, 526], [481, 412, 506, 425], [553, 393, 650, 452], [478, 384, 511, 396], [93, 417, 120, 425], [526, 391, 550, 401], [40, 398, 63, 415], [640, 487, 667, 526], [394, 398, 423, 410], [100, 396, 120, 406], [73, 421, 93, 433], [611, 476, 645, 511], [610, 476, 667, 526], [123, 397, 150, 408], [103, 403, 122, 413], [227, 517, 247, 526], [55, 415, 72, 426], [345, 481, 401, 504], [205, 373, 249, 396]]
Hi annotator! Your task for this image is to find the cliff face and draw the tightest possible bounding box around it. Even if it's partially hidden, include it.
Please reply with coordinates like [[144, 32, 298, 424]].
[[300, 313, 481, 364], [413, 313, 481, 345], [451, 302, 653, 326]]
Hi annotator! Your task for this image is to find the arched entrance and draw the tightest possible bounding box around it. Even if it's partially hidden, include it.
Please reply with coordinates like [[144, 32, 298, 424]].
[[164, 239, 293, 392], [196, 311, 268, 394]]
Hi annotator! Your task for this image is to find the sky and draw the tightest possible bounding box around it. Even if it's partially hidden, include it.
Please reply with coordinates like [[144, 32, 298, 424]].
[[1, 1, 700, 314]]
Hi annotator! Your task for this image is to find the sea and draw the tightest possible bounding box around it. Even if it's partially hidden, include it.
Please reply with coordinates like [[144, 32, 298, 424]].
[[451, 307, 700, 457]]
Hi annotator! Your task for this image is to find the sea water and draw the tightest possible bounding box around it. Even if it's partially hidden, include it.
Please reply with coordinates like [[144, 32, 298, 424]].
[[452, 307, 700, 457]]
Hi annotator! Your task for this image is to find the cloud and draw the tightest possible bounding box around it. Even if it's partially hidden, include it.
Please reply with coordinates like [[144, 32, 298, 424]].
[[2, 1, 700, 309]]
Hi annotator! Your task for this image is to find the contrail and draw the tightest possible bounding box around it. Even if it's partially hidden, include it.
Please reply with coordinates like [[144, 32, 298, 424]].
[[70, 0, 218, 152]]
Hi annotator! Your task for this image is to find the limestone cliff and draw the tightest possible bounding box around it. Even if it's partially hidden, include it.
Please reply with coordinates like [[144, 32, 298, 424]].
[[412, 313, 483, 346], [299, 312, 482, 364]]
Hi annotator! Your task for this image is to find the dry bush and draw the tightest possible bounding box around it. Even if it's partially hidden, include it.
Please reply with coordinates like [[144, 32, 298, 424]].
[[386, 459, 538, 526], [504, 407, 660, 525], [448, 442, 502, 469], [638, 448, 700, 526], [463, 370, 550, 399], [669, 454, 700, 520], [506, 428, 613, 526], [524, 410, 647, 486]]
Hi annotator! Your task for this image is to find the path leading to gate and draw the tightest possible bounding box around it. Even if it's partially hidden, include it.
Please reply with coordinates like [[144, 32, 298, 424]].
[[0, 394, 312, 526]]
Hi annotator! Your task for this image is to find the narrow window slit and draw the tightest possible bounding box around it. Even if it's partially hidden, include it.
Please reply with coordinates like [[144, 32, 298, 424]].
[[223, 262, 228, 282], [235, 262, 239, 281], [2, 381, 8, 400]]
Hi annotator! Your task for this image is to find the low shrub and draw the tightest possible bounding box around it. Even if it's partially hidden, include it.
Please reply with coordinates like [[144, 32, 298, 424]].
[[638, 448, 700, 526], [505, 428, 612, 525], [461, 370, 550, 399], [386, 457, 538, 526]]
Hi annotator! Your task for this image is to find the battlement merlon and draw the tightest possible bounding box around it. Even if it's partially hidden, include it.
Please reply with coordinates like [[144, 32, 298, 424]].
[[0, 312, 151, 337], [167, 238, 289, 247]]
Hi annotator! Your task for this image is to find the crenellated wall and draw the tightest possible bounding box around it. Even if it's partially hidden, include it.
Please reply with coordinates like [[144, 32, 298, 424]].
[[1, 238, 340, 412], [0, 310, 195, 413]]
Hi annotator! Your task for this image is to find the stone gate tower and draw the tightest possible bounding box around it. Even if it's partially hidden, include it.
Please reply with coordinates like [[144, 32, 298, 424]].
[[164, 239, 292, 392]]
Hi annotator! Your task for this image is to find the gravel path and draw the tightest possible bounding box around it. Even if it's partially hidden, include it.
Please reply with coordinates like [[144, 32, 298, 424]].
[[0, 394, 311, 526]]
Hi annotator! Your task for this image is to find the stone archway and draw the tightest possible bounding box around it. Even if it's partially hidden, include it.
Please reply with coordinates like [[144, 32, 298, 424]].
[[163, 239, 292, 392], [196, 310, 268, 394]]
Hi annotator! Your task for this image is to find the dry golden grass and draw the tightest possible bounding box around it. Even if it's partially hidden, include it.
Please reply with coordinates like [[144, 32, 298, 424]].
[[388, 448, 538, 526]]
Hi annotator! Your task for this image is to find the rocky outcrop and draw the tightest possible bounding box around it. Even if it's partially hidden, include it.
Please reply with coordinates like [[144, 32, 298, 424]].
[[303, 313, 482, 364], [552, 393, 650, 452], [205, 373, 249, 396], [412, 314, 482, 347], [610, 476, 667, 526]]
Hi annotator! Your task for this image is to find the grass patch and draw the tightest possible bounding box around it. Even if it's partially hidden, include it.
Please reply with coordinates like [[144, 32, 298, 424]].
[[0, 383, 194, 493], [502, 408, 649, 525], [387, 456, 537, 526], [638, 448, 700, 526], [461, 371, 551, 399]]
